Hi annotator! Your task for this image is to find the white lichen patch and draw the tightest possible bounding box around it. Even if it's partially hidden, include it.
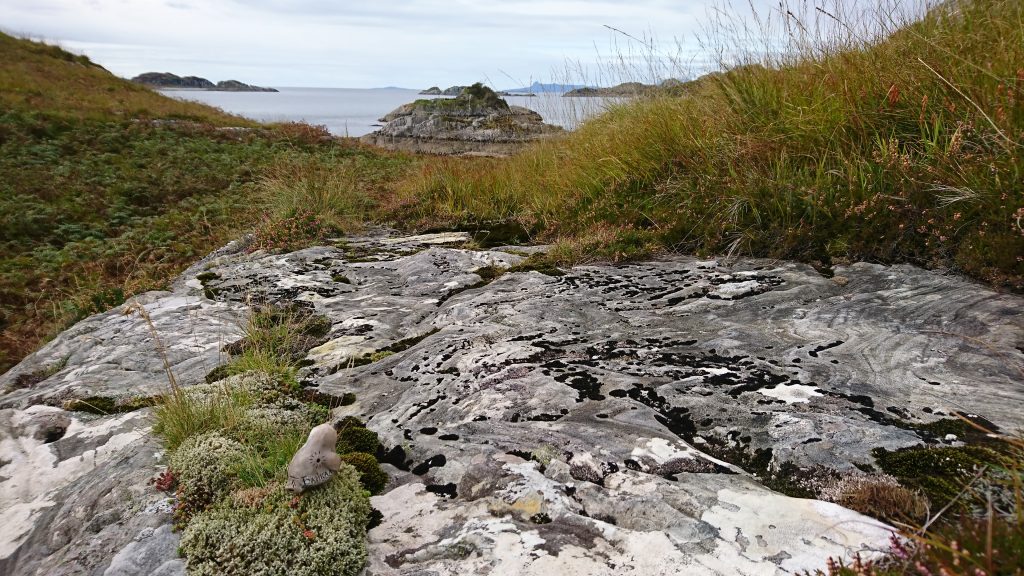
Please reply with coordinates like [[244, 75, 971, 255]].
[[701, 487, 892, 573], [307, 336, 375, 366], [709, 280, 763, 299], [0, 409, 148, 559], [759, 384, 823, 404], [378, 232, 471, 245]]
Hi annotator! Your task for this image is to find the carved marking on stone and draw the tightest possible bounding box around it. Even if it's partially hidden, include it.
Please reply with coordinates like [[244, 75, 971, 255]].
[[287, 423, 342, 493]]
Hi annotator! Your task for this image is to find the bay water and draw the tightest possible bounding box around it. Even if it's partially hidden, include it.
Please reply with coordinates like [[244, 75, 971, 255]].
[[159, 87, 616, 137]]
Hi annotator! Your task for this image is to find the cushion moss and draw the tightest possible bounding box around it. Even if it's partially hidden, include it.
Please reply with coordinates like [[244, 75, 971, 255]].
[[179, 470, 371, 576]]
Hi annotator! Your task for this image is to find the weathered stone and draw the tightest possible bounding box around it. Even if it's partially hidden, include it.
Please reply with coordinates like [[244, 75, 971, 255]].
[[0, 406, 176, 576], [287, 422, 342, 492], [2, 229, 1021, 575]]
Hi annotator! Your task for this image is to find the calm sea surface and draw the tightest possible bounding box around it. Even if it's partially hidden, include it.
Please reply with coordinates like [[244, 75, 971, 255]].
[[159, 87, 616, 137]]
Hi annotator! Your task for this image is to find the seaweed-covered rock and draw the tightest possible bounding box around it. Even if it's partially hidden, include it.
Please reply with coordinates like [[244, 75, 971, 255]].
[[179, 473, 370, 576]]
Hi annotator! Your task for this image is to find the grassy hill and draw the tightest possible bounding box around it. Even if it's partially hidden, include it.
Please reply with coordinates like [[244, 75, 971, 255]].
[[0, 32, 414, 372], [0, 32, 246, 123]]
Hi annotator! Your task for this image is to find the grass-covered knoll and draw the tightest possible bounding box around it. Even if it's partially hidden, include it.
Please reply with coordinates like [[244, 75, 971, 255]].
[[0, 105, 415, 374], [0, 31, 244, 123], [395, 0, 1022, 289]]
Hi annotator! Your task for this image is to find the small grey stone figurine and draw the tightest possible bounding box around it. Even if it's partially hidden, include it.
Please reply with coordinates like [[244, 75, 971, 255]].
[[287, 422, 342, 493]]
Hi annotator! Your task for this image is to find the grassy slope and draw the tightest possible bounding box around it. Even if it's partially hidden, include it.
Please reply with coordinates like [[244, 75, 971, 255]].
[[396, 0, 1022, 289], [0, 32, 414, 372], [0, 32, 246, 124]]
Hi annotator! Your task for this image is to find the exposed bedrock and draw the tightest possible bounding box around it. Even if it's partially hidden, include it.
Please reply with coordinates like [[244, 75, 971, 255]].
[[1, 229, 1021, 575]]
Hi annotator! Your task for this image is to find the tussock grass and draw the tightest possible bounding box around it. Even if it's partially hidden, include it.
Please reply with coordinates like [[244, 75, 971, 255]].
[[154, 380, 254, 452], [395, 0, 1023, 288]]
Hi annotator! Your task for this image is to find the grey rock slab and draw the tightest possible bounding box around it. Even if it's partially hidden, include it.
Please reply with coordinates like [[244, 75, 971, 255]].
[[2, 231, 1022, 575], [0, 406, 177, 576], [102, 525, 183, 576], [0, 292, 246, 409]]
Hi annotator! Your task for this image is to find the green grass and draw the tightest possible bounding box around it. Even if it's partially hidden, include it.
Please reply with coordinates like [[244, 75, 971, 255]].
[[393, 0, 1023, 289]]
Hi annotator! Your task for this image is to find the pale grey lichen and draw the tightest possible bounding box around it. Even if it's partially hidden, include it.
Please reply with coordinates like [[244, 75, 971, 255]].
[[170, 431, 246, 515], [179, 466, 370, 576]]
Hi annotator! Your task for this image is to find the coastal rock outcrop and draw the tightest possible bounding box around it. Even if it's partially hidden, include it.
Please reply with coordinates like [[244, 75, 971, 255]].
[[131, 72, 277, 92], [2, 229, 1022, 575], [362, 83, 562, 156]]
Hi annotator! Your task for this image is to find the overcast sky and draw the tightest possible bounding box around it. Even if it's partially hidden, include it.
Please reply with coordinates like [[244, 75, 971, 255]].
[[2, 0, 752, 88], [3, 0, 919, 89]]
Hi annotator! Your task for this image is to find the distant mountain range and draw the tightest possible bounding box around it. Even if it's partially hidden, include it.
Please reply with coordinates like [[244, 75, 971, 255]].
[[499, 81, 589, 94]]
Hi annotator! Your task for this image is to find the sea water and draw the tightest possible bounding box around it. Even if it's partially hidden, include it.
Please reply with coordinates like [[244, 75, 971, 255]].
[[159, 87, 616, 137]]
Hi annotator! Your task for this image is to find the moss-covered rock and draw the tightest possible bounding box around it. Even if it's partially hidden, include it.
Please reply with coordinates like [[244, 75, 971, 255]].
[[340, 452, 388, 495], [179, 470, 371, 576], [171, 432, 246, 519]]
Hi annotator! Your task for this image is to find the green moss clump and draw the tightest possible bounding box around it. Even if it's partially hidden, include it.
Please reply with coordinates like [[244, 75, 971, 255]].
[[337, 426, 380, 455], [340, 452, 388, 495], [196, 271, 220, 282], [179, 470, 371, 576], [170, 432, 246, 519], [61, 395, 158, 414], [204, 364, 231, 383], [872, 445, 1005, 509]]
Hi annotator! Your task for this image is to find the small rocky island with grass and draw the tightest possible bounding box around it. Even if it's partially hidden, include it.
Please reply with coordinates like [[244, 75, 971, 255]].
[[362, 83, 562, 155]]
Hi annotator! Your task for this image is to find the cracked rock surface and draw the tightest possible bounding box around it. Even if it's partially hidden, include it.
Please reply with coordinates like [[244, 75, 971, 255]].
[[1, 230, 1021, 575]]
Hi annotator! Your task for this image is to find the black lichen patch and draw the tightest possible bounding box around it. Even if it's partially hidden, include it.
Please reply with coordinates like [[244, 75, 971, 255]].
[[377, 445, 411, 471], [552, 371, 604, 402], [331, 274, 352, 284], [438, 433, 460, 441], [530, 513, 552, 524], [412, 454, 447, 476], [425, 483, 458, 498], [808, 340, 844, 358], [367, 508, 384, 530]]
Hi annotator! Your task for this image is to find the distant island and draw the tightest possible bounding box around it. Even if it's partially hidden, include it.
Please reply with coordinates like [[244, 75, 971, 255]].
[[418, 85, 466, 96], [420, 82, 588, 96], [563, 79, 689, 97], [131, 72, 278, 92]]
